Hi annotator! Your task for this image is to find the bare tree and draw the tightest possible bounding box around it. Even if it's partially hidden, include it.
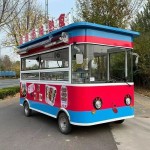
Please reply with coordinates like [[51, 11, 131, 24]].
[[129, 0, 146, 17], [0, 0, 27, 28], [3, 0, 45, 47]]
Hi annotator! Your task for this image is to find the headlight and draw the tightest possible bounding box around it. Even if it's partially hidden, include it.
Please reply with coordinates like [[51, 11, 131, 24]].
[[124, 95, 131, 106], [93, 97, 102, 110]]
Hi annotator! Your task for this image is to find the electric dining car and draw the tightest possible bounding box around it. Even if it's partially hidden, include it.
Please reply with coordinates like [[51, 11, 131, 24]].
[[17, 22, 139, 134]]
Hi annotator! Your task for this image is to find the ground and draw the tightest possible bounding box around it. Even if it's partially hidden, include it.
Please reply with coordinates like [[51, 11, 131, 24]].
[[135, 87, 150, 97], [0, 92, 150, 150], [111, 92, 150, 150]]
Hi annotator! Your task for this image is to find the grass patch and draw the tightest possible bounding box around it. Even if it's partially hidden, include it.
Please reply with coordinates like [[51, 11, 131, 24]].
[[0, 86, 20, 100]]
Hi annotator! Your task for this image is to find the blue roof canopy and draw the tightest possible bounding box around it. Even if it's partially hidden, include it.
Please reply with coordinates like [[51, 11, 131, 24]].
[[18, 22, 140, 50]]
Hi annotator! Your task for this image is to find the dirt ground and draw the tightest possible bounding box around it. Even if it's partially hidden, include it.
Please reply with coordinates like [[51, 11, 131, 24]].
[[135, 88, 150, 97]]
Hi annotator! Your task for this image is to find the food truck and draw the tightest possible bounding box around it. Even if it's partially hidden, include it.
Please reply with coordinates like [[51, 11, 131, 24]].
[[17, 21, 139, 134]]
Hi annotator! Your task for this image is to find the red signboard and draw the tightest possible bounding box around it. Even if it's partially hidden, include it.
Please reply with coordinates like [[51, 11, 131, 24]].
[[25, 33, 29, 42], [19, 37, 23, 45], [19, 13, 70, 45], [31, 29, 36, 40], [39, 25, 44, 36], [59, 14, 65, 27], [48, 20, 54, 32]]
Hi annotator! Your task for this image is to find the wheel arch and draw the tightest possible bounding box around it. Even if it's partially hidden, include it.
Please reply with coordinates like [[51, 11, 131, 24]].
[[57, 108, 70, 121], [23, 99, 30, 108]]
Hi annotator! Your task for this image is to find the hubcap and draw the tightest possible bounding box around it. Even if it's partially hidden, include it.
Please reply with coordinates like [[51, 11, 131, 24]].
[[25, 105, 29, 114], [60, 117, 67, 131]]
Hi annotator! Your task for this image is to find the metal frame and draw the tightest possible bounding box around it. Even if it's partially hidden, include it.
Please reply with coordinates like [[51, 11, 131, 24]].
[[20, 45, 71, 83]]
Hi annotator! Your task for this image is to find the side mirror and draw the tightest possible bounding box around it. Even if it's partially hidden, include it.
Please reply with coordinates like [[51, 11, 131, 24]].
[[76, 53, 83, 64], [131, 52, 139, 66]]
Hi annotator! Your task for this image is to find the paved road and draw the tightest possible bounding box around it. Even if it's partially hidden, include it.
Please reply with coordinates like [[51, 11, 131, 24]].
[[0, 96, 117, 150], [0, 79, 19, 88], [111, 93, 150, 150], [0, 93, 150, 150]]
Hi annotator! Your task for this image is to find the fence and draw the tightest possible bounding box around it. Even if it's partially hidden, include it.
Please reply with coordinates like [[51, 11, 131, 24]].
[[0, 71, 16, 78]]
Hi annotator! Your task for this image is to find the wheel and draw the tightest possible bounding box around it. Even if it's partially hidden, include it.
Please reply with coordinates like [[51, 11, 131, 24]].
[[58, 112, 72, 134], [115, 119, 125, 124], [24, 102, 32, 117]]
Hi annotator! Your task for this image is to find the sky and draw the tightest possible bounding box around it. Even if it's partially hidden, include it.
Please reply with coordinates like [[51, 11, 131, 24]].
[[37, 0, 76, 18], [0, 0, 76, 61]]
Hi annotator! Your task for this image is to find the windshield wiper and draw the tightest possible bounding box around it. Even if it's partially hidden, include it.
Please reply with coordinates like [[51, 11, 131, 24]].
[[107, 76, 131, 86]]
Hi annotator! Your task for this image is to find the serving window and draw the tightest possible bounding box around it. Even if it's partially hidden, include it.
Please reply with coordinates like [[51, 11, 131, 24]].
[[21, 47, 69, 82], [40, 48, 69, 69], [21, 56, 39, 71], [21, 48, 69, 71]]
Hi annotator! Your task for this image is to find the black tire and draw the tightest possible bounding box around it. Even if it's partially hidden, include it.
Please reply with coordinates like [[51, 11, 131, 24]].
[[58, 112, 72, 134], [115, 119, 125, 124], [24, 102, 32, 117]]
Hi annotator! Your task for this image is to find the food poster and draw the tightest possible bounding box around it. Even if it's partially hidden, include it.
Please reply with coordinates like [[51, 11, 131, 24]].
[[45, 85, 57, 106], [26, 83, 43, 102], [24, 83, 60, 106], [61, 85, 68, 108], [20, 82, 27, 97]]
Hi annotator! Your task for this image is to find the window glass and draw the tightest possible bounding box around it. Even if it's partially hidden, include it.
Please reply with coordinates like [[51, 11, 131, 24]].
[[71, 44, 88, 83], [21, 59, 26, 71], [21, 48, 69, 71], [21, 47, 69, 81], [88, 44, 108, 82], [26, 56, 39, 70], [21, 72, 39, 80], [109, 52, 125, 82], [71, 44, 132, 84], [40, 48, 69, 69], [72, 44, 108, 83], [21, 56, 39, 70], [127, 51, 133, 82], [40, 72, 69, 81]]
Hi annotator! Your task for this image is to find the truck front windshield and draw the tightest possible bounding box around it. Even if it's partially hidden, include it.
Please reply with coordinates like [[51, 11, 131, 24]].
[[71, 44, 133, 84]]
